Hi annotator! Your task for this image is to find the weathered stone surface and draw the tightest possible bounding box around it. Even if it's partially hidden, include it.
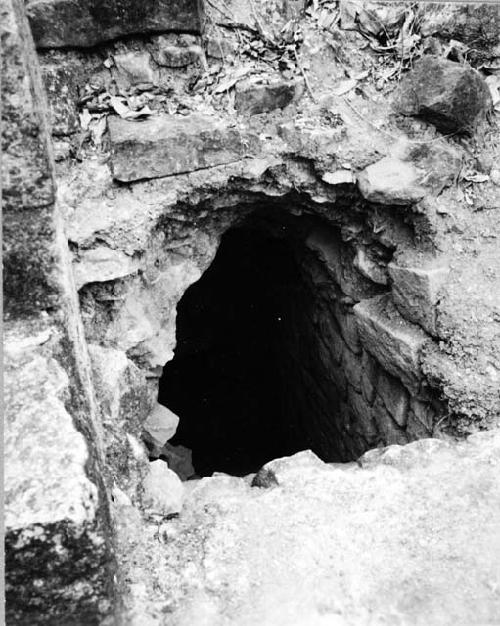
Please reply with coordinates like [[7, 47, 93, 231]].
[[252, 450, 325, 488], [4, 323, 112, 625], [357, 140, 462, 205], [353, 294, 430, 393], [26, 0, 204, 48], [142, 460, 185, 515], [109, 114, 254, 182], [358, 437, 452, 469], [376, 369, 409, 428], [114, 51, 156, 86], [388, 258, 450, 336], [394, 56, 492, 134], [73, 246, 141, 290], [143, 402, 180, 448], [235, 78, 300, 116], [372, 397, 409, 446], [41, 62, 79, 135]]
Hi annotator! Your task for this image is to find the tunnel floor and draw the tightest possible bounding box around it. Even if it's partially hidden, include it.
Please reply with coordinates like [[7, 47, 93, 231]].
[[158, 217, 346, 476]]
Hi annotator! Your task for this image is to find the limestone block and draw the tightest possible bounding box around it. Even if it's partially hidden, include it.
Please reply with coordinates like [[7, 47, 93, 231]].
[[357, 140, 462, 206], [109, 114, 253, 182], [26, 0, 204, 48], [353, 294, 430, 393], [142, 460, 184, 515], [376, 369, 409, 428], [252, 450, 325, 488], [143, 402, 180, 448], [235, 78, 300, 116], [394, 56, 492, 134], [388, 259, 450, 336], [73, 246, 141, 290]]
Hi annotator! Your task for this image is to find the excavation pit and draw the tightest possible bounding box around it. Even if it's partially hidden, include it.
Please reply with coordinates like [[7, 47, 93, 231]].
[[157, 209, 423, 476]]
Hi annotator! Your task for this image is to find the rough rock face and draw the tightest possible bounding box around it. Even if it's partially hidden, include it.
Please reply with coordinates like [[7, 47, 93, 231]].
[[126, 433, 500, 625], [357, 139, 462, 205], [26, 0, 204, 48], [394, 56, 492, 134]]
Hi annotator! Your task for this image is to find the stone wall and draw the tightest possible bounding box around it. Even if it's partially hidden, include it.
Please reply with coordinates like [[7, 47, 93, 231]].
[[2, 0, 116, 623]]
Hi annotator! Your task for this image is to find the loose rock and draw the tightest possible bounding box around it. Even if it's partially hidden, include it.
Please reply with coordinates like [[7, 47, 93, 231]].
[[142, 460, 184, 516], [393, 56, 492, 134]]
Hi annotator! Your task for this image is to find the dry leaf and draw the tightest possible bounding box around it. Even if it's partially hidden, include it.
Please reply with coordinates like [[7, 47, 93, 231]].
[[463, 172, 490, 184], [332, 78, 357, 96]]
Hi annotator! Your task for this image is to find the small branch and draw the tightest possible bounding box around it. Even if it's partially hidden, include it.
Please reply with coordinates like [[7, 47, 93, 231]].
[[294, 49, 317, 103]]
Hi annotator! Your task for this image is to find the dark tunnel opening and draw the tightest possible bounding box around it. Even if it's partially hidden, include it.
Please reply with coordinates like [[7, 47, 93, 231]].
[[158, 212, 360, 476]]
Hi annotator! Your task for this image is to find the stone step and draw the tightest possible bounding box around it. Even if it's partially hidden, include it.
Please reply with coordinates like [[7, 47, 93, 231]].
[[108, 114, 255, 182], [353, 293, 430, 394]]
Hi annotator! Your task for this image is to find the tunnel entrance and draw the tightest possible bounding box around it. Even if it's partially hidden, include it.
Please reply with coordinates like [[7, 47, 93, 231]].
[[158, 211, 382, 476]]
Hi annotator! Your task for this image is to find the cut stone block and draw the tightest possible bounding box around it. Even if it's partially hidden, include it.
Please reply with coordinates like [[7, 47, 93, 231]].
[[26, 0, 204, 48], [108, 114, 253, 182], [394, 56, 492, 134], [353, 294, 430, 393], [388, 259, 450, 336]]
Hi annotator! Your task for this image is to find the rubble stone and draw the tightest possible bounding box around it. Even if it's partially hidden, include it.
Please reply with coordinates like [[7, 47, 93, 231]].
[[252, 450, 325, 488], [357, 140, 462, 205], [394, 56, 492, 134], [143, 402, 180, 448], [142, 460, 184, 516], [235, 78, 300, 116]]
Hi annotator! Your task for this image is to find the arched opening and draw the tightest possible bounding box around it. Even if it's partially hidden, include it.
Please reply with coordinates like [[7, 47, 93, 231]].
[[158, 210, 386, 476]]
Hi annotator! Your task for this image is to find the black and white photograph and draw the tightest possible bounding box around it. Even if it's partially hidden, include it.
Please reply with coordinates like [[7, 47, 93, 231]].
[[2, 0, 500, 623]]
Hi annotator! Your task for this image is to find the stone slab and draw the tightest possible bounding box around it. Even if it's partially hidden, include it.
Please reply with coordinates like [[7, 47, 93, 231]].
[[353, 294, 430, 393], [108, 114, 253, 182], [26, 0, 204, 48]]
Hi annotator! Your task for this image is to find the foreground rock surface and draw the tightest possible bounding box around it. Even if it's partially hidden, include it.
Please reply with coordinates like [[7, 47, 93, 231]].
[[118, 434, 500, 625], [26, 0, 204, 48]]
